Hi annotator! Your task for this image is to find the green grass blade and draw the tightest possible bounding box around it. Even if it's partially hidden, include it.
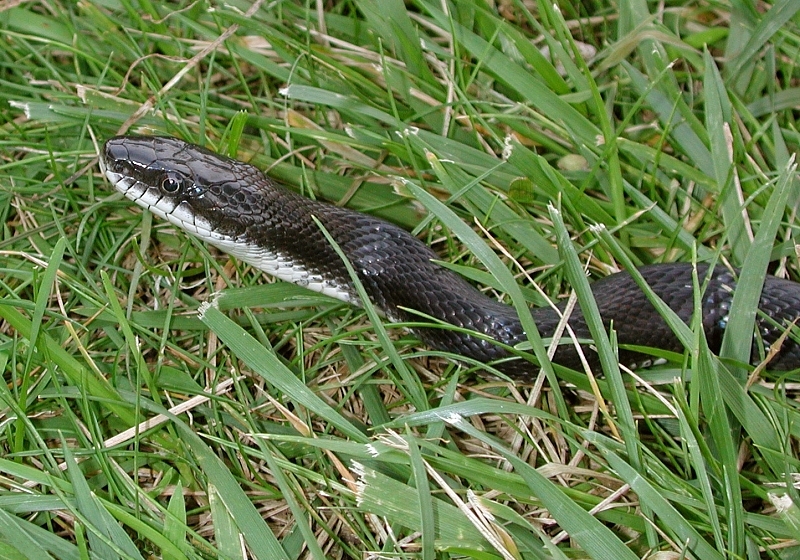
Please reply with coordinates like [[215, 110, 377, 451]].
[[704, 49, 750, 263], [259, 445, 328, 560], [311, 216, 429, 411], [443, 414, 639, 560], [197, 303, 366, 442], [62, 444, 145, 560], [725, 0, 800, 89], [406, 163, 565, 403], [406, 432, 436, 560], [0, 508, 81, 560], [673, 402, 726, 551], [720, 158, 796, 370], [548, 209, 637, 441], [163, 480, 188, 560], [587, 432, 726, 560], [209, 484, 244, 560], [166, 409, 292, 560]]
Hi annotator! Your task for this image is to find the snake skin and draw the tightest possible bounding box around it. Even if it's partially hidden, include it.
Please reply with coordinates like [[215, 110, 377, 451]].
[[102, 135, 800, 377]]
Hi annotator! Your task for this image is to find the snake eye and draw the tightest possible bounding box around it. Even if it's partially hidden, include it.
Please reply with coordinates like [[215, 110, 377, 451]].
[[160, 173, 184, 194]]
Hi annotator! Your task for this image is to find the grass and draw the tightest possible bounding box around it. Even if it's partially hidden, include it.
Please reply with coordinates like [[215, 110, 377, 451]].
[[0, 0, 799, 558]]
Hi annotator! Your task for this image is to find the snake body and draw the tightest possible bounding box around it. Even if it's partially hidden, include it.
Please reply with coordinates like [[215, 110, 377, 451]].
[[102, 135, 800, 377]]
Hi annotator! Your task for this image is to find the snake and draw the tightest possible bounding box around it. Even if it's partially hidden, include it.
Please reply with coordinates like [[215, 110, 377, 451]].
[[101, 135, 800, 377]]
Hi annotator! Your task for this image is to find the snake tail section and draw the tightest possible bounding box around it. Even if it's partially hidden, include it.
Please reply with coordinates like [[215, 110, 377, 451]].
[[102, 135, 800, 377]]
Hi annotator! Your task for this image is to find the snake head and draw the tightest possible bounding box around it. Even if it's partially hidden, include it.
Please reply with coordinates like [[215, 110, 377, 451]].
[[102, 135, 265, 238]]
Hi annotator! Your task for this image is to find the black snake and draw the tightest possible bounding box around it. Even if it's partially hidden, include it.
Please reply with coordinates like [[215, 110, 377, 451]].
[[101, 135, 800, 377]]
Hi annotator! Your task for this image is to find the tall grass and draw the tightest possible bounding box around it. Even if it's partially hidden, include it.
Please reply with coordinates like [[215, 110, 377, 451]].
[[0, 1, 798, 558]]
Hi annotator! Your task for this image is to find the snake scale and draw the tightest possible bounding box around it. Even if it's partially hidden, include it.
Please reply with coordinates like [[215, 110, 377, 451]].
[[101, 135, 800, 378]]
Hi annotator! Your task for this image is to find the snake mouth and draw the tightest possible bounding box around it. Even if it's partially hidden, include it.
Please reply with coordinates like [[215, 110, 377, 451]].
[[108, 172, 217, 240]]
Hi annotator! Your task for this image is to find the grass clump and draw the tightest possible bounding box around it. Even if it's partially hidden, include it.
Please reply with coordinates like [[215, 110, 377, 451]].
[[0, 0, 799, 558]]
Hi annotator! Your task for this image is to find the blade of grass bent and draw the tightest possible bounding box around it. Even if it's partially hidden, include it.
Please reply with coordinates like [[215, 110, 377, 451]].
[[310, 216, 429, 412], [586, 432, 726, 560], [593, 228, 786, 475], [259, 443, 327, 560], [724, 0, 800, 89], [63, 443, 145, 560], [704, 50, 751, 264], [443, 413, 639, 560], [17, 237, 66, 454], [720, 157, 795, 374], [197, 303, 367, 442], [407, 159, 563, 396]]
